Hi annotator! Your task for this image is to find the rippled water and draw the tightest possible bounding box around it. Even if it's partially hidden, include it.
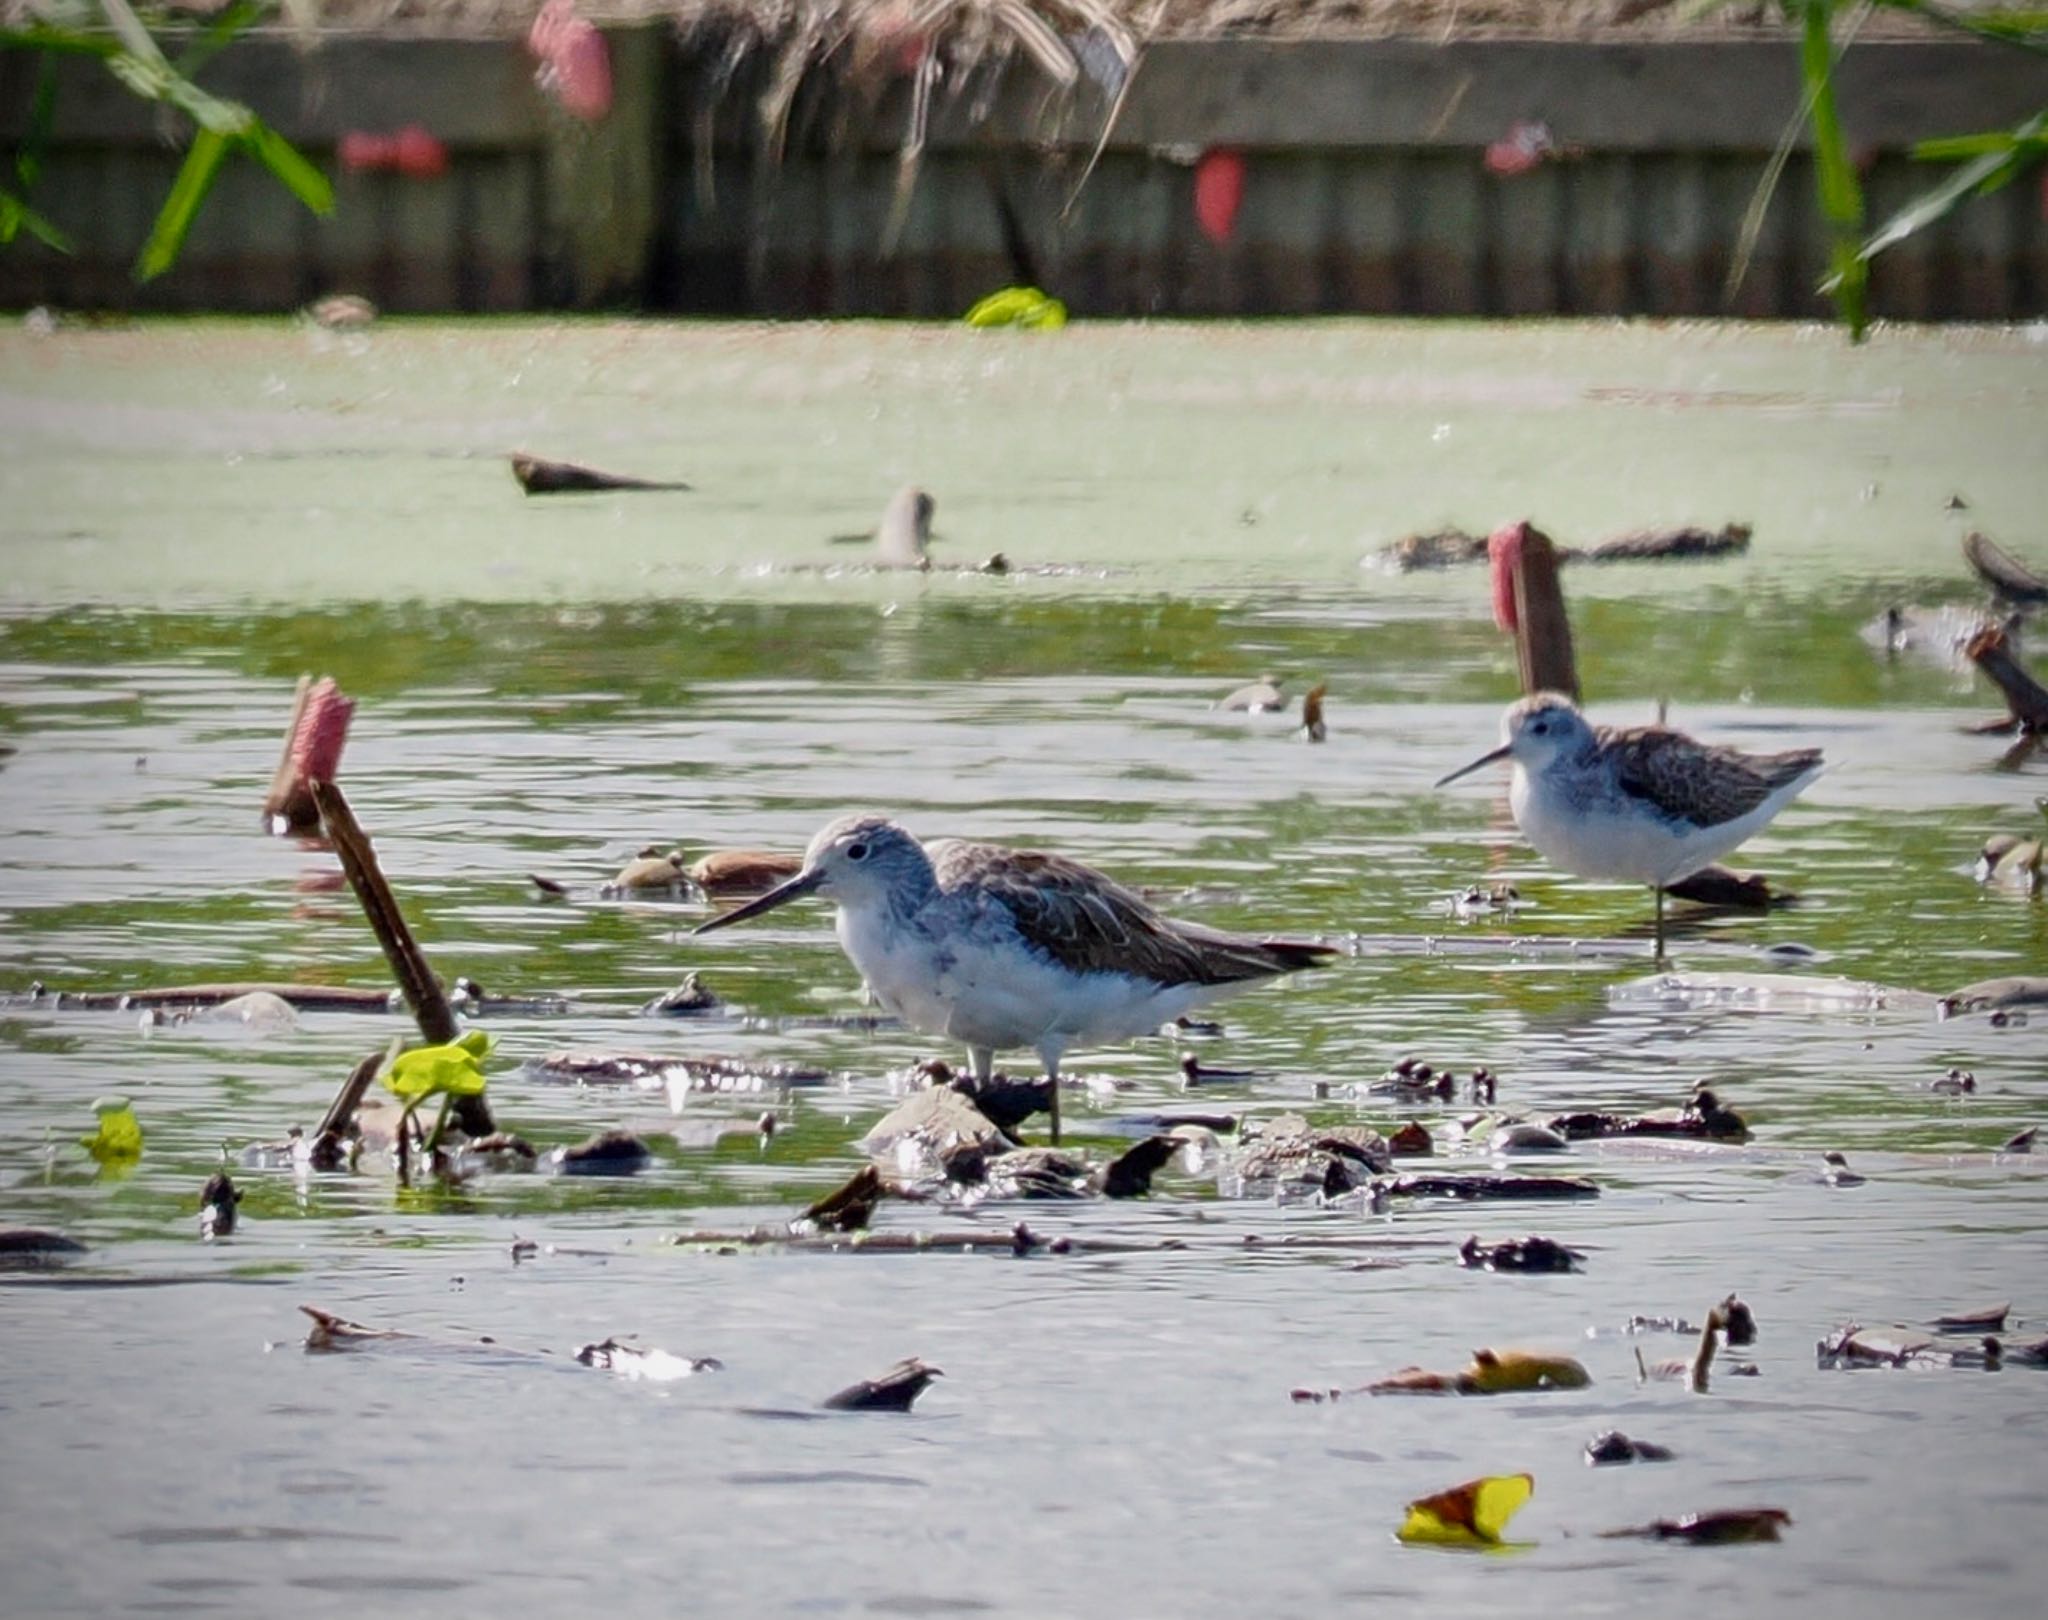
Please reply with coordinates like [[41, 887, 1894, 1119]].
[[3, 320, 2047, 1617]]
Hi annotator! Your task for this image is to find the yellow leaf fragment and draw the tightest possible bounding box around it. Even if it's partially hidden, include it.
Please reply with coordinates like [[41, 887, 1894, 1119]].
[[1458, 1348, 1591, 1394], [80, 1096, 144, 1162], [383, 1036, 491, 1103], [1398, 1473, 1535, 1546]]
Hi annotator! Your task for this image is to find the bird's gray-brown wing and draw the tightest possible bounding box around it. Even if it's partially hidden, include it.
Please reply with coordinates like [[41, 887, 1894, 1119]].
[[1604, 726, 1822, 830], [931, 841, 1331, 986]]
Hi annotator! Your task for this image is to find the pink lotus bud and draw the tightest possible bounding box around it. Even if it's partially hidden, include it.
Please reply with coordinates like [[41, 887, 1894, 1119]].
[[292, 677, 355, 786], [1485, 121, 1555, 179], [528, 0, 613, 122], [1487, 521, 1528, 634], [1194, 148, 1247, 245]]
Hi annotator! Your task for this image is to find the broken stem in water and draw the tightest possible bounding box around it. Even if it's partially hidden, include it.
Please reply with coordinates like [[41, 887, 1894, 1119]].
[[311, 778, 493, 1136]]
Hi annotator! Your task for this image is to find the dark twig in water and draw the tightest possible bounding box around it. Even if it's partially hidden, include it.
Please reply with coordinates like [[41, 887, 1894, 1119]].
[[310, 1045, 390, 1170], [311, 779, 492, 1137], [1966, 623, 2048, 732]]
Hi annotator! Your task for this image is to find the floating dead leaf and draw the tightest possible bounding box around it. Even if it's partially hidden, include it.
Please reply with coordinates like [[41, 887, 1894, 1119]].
[[1397, 1473, 1534, 1547], [1602, 1507, 1791, 1545]]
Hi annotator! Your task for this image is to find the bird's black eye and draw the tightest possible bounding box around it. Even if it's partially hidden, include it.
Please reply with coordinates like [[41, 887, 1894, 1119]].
[[846, 842, 869, 862], [1531, 719, 1548, 735]]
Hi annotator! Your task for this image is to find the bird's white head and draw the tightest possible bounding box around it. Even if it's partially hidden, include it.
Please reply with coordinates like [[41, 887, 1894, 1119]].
[[1436, 691, 1591, 787], [693, 813, 929, 934], [799, 814, 931, 905]]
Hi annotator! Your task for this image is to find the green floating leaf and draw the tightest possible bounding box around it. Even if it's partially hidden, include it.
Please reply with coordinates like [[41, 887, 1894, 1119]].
[[383, 1038, 491, 1103], [964, 286, 1069, 330], [80, 1096, 144, 1162]]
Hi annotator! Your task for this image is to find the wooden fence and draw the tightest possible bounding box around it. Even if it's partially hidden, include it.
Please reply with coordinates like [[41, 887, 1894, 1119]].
[[1, 29, 2041, 318]]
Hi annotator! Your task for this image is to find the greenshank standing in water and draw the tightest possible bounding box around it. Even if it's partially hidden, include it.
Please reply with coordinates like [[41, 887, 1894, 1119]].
[[1436, 692, 1823, 959], [694, 814, 1333, 1141]]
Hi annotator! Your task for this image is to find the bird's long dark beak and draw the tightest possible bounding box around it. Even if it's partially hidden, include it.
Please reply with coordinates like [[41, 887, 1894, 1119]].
[[692, 867, 825, 934], [1434, 743, 1513, 789]]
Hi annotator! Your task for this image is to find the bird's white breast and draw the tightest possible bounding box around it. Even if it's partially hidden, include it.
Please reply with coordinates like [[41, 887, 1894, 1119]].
[[1512, 762, 1806, 887], [836, 900, 1212, 1053]]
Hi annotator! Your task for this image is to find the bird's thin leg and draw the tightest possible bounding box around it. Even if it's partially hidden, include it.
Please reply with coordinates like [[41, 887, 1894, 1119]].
[[1045, 1058, 1062, 1145], [969, 1046, 994, 1083], [1653, 886, 1667, 965]]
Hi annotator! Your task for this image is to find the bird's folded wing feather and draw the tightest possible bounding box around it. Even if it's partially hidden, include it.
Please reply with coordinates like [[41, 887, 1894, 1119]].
[[932, 842, 1309, 984], [1607, 727, 1821, 829]]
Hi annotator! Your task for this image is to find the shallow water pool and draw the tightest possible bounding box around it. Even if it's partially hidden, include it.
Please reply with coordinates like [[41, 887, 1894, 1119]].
[[2, 318, 2046, 1617]]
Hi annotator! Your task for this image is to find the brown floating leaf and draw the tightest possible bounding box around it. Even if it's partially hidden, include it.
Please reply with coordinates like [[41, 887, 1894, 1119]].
[[821, 1357, 943, 1412], [300, 1304, 416, 1352], [1934, 1302, 2011, 1333], [1963, 531, 2048, 606], [799, 1165, 885, 1234], [1603, 1508, 1791, 1545], [690, 849, 804, 897]]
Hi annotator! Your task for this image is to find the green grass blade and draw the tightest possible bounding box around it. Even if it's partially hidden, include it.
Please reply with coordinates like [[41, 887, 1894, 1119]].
[[1859, 145, 2016, 259], [174, 0, 271, 81], [246, 121, 334, 215], [1873, 0, 2048, 55], [96, 0, 167, 66], [134, 125, 228, 280], [1, 184, 77, 251], [1799, 0, 1869, 339]]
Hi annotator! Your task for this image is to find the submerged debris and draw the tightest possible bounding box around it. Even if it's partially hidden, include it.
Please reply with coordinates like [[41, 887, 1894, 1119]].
[[1933, 1302, 2010, 1333], [1939, 977, 2048, 1017], [1216, 673, 1288, 712], [1385, 1174, 1598, 1202], [549, 1130, 654, 1176], [821, 1357, 943, 1412], [0, 1228, 88, 1269], [603, 848, 690, 897], [1547, 1084, 1748, 1143], [1300, 681, 1328, 742], [198, 1172, 241, 1240], [574, 1339, 724, 1382], [1233, 1115, 1392, 1198], [1372, 522, 1750, 573], [1601, 1508, 1791, 1545], [1812, 1323, 2005, 1370], [300, 1305, 416, 1351], [1460, 1234, 1583, 1273], [527, 1051, 831, 1092], [1637, 1300, 1755, 1392], [1585, 1430, 1675, 1465], [1364, 1346, 1592, 1397], [639, 973, 724, 1016], [796, 1166, 885, 1234]]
